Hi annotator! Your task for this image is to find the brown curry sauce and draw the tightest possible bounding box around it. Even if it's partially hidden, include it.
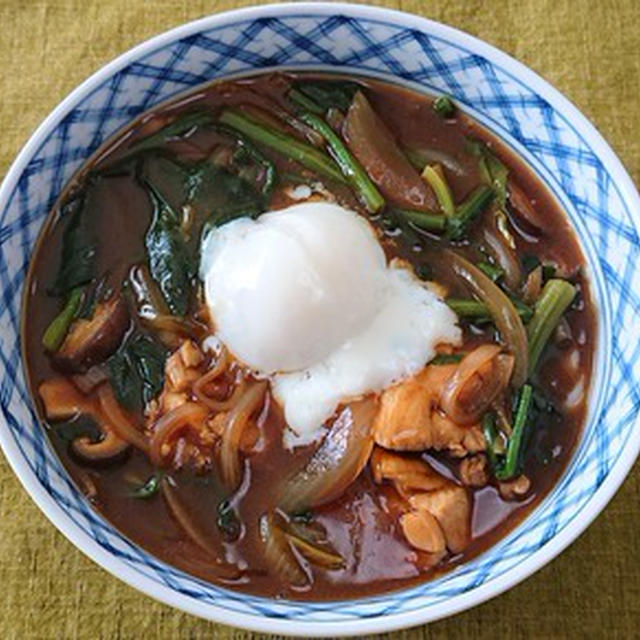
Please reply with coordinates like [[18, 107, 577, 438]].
[[22, 73, 595, 600]]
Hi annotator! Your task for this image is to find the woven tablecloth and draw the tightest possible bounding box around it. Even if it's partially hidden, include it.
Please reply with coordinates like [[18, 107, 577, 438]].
[[1, 1, 639, 637]]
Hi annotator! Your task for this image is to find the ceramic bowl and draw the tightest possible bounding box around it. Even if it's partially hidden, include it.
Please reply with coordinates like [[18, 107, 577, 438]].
[[1, 3, 640, 636]]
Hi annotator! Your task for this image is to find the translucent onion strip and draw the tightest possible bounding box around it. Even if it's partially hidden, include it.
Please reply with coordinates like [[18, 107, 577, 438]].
[[97, 384, 150, 453], [444, 250, 529, 386], [440, 344, 514, 425], [279, 397, 378, 513], [220, 381, 268, 491], [149, 401, 209, 465], [259, 512, 309, 588]]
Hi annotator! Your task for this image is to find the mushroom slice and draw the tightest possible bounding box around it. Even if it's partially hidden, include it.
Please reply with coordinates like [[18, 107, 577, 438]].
[[71, 426, 130, 463], [54, 294, 129, 372]]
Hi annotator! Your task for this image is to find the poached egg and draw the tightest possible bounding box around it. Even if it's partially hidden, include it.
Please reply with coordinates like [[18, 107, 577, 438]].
[[200, 201, 460, 448]]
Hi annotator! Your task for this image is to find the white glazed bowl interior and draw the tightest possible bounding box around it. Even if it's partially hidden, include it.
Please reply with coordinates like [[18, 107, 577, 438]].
[[1, 3, 640, 636]]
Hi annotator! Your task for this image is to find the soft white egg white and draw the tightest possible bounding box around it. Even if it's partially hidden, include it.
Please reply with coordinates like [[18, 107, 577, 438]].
[[201, 201, 461, 448]]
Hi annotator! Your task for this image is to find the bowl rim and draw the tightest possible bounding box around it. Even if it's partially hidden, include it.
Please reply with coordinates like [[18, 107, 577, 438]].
[[1, 2, 640, 636]]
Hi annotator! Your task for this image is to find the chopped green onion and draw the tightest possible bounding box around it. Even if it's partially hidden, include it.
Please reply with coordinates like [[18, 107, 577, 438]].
[[281, 171, 310, 185], [291, 510, 313, 524], [42, 287, 83, 352], [477, 260, 505, 282], [482, 413, 501, 471], [446, 184, 495, 240], [446, 297, 532, 322], [117, 112, 213, 162], [288, 88, 324, 114], [217, 499, 241, 541], [446, 298, 489, 319], [496, 384, 533, 480], [431, 353, 463, 365], [218, 109, 346, 184], [293, 80, 359, 113], [527, 279, 577, 375], [416, 263, 433, 281], [433, 95, 456, 118], [466, 138, 509, 208], [393, 208, 447, 232], [130, 473, 163, 499], [403, 147, 428, 171], [521, 254, 540, 274], [511, 296, 534, 324], [299, 112, 385, 213], [421, 164, 455, 217]]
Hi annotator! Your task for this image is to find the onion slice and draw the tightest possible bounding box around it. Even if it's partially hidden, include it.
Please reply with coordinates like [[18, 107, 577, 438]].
[[219, 381, 268, 491], [97, 384, 150, 453], [343, 91, 437, 211], [192, 348, 249, 412], [279, 397, 378, 513], [149, 401, 209, 466], [444, 250, 529, 387], [482, 225, 523, 292], [259, 512, 309, 588], [162, 478, 241, 580], [440, 345, 514, 425]]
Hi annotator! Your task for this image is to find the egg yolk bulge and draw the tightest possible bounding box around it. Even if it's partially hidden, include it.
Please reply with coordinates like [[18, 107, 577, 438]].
[[200, 202, 461, 448]]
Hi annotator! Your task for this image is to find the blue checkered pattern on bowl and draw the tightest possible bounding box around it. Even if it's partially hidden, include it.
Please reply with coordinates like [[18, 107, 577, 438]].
[[1, 9, 640, 624]]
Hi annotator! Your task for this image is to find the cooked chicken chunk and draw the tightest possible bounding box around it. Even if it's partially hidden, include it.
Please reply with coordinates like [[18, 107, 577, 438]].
[[371, 447, 448, 495], [409, 487, 471, 554], [400, 510, 446, 554], [39, 377, 97, 419], [165, 340, 203, 393], [373, 365, 485, 455], [371, 448, 472, 555]]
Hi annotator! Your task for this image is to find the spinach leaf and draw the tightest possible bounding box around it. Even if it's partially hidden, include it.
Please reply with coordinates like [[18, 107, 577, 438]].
[[145, 183, 194, 316], [465, 138, 509, 208], [187, 161, 264, 228], [108, 347, 141, 410], [128, 335, 167, 403], [49, 187, 97, 296], [292, 80, 360, 113], [108, 333, 167, 410], [139, 154, 190, 215], [140, 149, 266, 315]]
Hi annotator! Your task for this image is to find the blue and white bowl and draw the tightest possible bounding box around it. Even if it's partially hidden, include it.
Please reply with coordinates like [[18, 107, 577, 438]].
[[1, 3, 639, 635]]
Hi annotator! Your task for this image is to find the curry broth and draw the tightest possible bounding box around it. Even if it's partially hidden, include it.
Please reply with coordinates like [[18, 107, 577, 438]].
[[22, 73, 595, 599]]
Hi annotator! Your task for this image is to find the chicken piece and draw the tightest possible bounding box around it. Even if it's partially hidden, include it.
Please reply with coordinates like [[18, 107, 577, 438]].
[[371, 447, 448, 495], [39, 377, 97, 419], [165, 350, 200, 393], [499, 475, 531, 500], [373, 365, 485, 455], [371, 448, 472, 554], [179, 339, 204, 368], [459, 454, 489, 488], [162, 391, 190, 413], [409, 487, 471, 554], [400, 510, 446, 554]]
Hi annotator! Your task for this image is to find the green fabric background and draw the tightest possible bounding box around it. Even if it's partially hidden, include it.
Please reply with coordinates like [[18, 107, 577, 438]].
[[1, 1, 639, 637]]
